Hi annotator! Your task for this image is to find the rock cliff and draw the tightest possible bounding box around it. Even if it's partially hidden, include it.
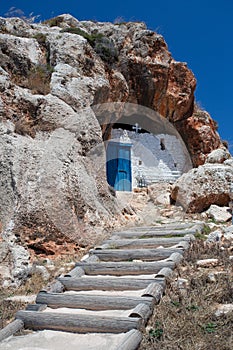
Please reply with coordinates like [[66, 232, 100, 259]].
[[0, 14, 228, 284]]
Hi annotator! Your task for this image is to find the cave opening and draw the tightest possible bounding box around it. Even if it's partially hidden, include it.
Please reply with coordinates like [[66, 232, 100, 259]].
[[93, 103, 192, 191]]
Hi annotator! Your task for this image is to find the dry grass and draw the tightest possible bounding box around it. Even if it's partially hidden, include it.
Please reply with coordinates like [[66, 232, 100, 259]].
[[0, 273, 45, 329], [140, 240, 233, 350], [0, 253, 88, 330], [26, 64, 52, 95], [11, 63, 53, 96]]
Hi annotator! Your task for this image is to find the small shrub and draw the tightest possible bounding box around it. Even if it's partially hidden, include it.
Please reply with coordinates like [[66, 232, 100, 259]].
[[14, 116, 56, 138], [195, 232, 207, 240], [202, 322, 218, 334], [170, 300, 180, 307], [222, 140, 229, 149], [15, 117, 35, 137], [43, 16, 64, 27], [94, 37, 118, 63], [61, 27, 105, 47], [148, 322, 164, 340], [186, 304, 199, 311], [27, 64, 53, 95], [33, 33, 47, 46], [0, 25, 8, 34], [202, 224, 211, 235], [212, 119, 218, 131], [61, 27, 118, 64]]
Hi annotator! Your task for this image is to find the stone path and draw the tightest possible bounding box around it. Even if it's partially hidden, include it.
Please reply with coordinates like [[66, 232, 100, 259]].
[[0, 221, 203, 350]]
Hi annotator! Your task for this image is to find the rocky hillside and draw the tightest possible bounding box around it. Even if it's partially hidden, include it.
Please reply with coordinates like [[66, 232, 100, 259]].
[[0, 14, 231, 286]]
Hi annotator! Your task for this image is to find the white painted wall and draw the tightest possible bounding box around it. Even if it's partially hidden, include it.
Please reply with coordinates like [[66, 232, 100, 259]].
[[112, 129, 189, 188]]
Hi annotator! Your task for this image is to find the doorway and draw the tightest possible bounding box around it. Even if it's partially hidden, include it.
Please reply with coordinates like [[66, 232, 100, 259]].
[[106, 141, 132, 191]]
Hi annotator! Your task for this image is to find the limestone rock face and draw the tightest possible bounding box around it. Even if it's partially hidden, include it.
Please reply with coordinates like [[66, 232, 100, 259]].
[[0, 13, 227, 273], [171, 163, 233, 213], [78, 19, 221, 166], [0, 220, 31, 287]]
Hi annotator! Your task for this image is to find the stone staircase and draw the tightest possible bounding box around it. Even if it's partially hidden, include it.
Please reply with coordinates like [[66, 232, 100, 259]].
[[0, 221, 203, 350], [142, 169, 181, 185]]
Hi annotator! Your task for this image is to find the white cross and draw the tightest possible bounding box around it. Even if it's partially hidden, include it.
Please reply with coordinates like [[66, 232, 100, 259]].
[[132, 123, 141, 133]]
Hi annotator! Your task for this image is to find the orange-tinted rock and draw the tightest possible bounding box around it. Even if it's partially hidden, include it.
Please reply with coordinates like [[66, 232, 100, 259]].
[[165, 61, 196, 122], [106, 26, 220, 166], [118, 32, 196, 123], [175, 109, 222, 166]]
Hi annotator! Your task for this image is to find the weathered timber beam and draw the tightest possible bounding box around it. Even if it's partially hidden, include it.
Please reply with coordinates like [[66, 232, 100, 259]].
[[166, 252, 183, 264], [102, 236, 191, 249], [90, 248, 184, 262], [173, 240, 190, 249], [129, 303, 152, 322], [0, 319, 24, 342], [141, 283, 164, 303], [155, 267, 173, 279], [116, 329, 142, 350], [75, 261, 175, 276], [16, 310, 142, 333], [40, 280, 64, 293], [36, 292, 154, 311], [111, 229, 196, 239], [58, 276, 165, 291], [115, 223, 194, 232], [26, 304, 47, 311], [64, 266, 85, 278]]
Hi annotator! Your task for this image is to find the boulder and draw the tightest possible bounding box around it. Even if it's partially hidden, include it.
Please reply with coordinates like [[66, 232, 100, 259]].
[[214, 304, 233, 317], [148, 183, 171, 205], [0, 241, 9, 262], [11, 245, 30, 279], [222, 225, 233, 241], [206, 205, 232, 222], [206, 148, 231, 164], [31, 264, 50, 281], [171, 163, 233, 213], [0, 242, 12, 284], [0, 231, 31, 287], [0, 33, 44, 77], [0, 16, 32, 36], [196, 258, 219, 267], [206, 230, 222, 243]]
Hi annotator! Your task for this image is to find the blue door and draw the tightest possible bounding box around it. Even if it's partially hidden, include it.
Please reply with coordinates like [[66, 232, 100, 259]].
[[107, 141, 132, 191]]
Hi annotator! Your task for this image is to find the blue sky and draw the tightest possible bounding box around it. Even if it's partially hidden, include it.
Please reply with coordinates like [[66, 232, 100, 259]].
[[0, 0, 232, 151]]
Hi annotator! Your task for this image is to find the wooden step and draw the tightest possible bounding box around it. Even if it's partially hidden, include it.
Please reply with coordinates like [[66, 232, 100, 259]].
[[120, 223, 195, 231], [16, 310, 142, 334], [116, 329, 142, 350], [0, 222, 196, 348], [75, 261, 175, 276], [36, 292, 154, 311], [101, 236, 192, 249], [112, 229, 196, 239], [0, 319, 24, 342], [90, 247, 184, 262], [58, 276, 165, 291]]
